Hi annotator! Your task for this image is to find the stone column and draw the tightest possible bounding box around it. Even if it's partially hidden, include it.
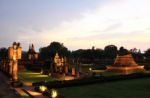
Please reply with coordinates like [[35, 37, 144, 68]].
[[65, 66, 68, 74], [8, 42, 22, 82], [72, 68, 76, 76], [12, 60, 18, 81], [9, 60, 13, 76]]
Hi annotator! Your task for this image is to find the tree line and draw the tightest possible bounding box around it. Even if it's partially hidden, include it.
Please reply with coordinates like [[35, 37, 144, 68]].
[[39, 41, 150, 63], [0, 41, 150, 62]]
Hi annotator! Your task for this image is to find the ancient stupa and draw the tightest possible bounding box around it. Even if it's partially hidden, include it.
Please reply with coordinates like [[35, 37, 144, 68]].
[[106, 54, 144, 74]]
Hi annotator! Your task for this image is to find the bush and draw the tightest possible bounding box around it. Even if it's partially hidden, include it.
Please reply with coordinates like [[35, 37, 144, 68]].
[[33, 72, 150, 89]]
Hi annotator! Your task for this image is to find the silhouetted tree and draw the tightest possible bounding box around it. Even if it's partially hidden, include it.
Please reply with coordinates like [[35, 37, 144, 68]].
[[104, 45, 118, 59], [39, 41, 70, 60], [144, 48, 150, 59], [118, 46, 129, 56], [72, 48, 105, 63], [130, 48, 144, 62], [0, 47, 8, 59], [72, 49, 92, 59], [93, 48, 105, 59], [71, 49, 83, 59]]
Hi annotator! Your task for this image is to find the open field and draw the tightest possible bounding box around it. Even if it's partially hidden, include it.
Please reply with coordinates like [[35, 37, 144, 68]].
[[58, 77, 150, 98], [18, 71, 53, 83], [18, 70, 150, 98], [18, 71, 53, 98]]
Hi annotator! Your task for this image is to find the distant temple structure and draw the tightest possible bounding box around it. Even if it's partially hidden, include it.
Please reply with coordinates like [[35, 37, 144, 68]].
[[27, 44, 38, 60], [51, 52, 76, 78], [106, 54, 144, 74], [53, 52, 65, 73]]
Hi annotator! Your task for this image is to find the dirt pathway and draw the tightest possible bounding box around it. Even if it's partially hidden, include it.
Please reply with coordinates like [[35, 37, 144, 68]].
[[0, 72, 20, 98]]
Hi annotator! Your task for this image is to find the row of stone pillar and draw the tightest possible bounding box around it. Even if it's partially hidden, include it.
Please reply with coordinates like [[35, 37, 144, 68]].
[[0, 42, 22, 83], [64, 66, 76, 76], [0, 59, 14, 77]]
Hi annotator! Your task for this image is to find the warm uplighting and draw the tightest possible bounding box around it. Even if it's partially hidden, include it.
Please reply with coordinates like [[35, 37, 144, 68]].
[[61, 76, 75, 80], [40, 69, 43, 74], [106, 54, 145, 74], [39, 85, 47, 93], [51, 89, 58, 98], [48, 73, 51, 76], [89, 68, 92, 71]]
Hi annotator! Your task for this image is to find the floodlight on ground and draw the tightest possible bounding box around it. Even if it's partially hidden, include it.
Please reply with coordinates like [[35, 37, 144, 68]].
[[89, 68, 92, 71], [40, 69, 43, 74], [39, 85, 47, 93], [51, 89, 58, 98]]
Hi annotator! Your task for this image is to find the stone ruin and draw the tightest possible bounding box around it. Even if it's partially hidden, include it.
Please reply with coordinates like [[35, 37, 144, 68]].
[[8, 42, 22, 81], [106, 54, 145, 74], [51, 53, 76, 80], [27, 44, 38, 60]]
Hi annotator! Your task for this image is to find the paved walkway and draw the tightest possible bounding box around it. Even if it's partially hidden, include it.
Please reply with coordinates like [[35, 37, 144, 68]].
[[0, 71, 49, 98], [20, 82, 48, 98], [0, 72, 20, 98]]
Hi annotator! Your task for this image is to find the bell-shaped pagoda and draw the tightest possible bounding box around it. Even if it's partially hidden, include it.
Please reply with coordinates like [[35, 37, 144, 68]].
[[106, 54, 144, 74]]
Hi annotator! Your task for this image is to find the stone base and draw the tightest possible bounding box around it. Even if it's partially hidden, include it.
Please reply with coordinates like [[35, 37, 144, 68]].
[[51, 73, 75, 80], [106, 65, 145, 74], [11, 80, 23, 87], [51, 73, 65, 78]]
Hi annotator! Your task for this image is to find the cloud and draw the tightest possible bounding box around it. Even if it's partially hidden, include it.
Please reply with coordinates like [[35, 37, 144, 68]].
[[1, 0, 150, 51], [39, 0, 150, 50]]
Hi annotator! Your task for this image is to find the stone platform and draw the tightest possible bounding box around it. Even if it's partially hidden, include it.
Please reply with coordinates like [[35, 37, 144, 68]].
[[106, 54, 145, 74], [107, 66, 144, 74]]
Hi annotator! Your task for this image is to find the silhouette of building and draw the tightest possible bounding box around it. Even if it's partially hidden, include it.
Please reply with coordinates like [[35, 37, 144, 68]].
[[27, 44, 38, 60]]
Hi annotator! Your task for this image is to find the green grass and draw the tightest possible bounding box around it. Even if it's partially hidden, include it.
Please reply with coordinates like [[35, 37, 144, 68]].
[[18, 71, 53, 98], [18, 70, 150, 98], [58, 77, 150, 98], [18, 71, 53, 83]]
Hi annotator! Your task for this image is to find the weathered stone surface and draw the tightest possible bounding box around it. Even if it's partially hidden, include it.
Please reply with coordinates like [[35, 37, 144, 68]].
[[107, 54, 144, 74]]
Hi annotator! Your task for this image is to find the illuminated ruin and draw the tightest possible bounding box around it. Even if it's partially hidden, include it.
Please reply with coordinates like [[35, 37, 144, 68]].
[[106, 54, 144, 74], [27, 44, 38, 60], [8, 42, 22, 81], [51, 53, 76, 80]]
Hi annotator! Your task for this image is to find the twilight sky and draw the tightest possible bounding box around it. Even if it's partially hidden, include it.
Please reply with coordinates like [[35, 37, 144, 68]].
[[0, 0, 150, 52]]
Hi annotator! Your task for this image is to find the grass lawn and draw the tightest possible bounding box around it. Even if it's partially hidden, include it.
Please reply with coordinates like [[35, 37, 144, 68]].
[[58, 77, 150, 98], [18, 71, 53, 98], [18, 71, 52, 98], [18, 71, 53, 83], [18, 70, 150, 98]]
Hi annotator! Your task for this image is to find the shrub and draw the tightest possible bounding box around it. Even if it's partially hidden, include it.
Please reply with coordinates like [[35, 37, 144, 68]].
[[33, 72, 150, 89]]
